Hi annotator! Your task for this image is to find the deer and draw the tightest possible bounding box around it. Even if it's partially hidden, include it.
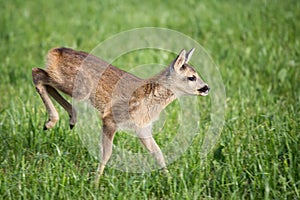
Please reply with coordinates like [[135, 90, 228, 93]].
[[32, 47, 210, 184]]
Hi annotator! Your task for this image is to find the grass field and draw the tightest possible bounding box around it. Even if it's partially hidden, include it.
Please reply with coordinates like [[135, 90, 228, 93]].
[[0, 0, 299, 199]]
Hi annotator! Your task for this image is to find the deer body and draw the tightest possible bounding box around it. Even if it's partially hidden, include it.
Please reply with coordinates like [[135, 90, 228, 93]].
[[32, 47, 209, 184]]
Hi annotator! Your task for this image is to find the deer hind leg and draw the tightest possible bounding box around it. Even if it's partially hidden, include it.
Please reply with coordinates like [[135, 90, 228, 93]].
[[46, 85, 77, 129], [95, 117, 116, 185], [32, 68, 59, 130]]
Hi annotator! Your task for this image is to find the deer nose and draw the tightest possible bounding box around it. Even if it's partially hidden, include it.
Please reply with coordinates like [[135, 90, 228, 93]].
[[198, 85, 210, 93]]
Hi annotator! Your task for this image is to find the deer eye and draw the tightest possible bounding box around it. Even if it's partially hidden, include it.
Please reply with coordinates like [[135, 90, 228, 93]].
[[187, 75, 196, 81]]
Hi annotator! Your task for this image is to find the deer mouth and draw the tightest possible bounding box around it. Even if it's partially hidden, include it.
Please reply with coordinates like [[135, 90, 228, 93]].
[[198, 85, 210, 96]]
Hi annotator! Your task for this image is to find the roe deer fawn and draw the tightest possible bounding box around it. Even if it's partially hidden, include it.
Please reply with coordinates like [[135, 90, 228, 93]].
[[32, 47, 210, 184]]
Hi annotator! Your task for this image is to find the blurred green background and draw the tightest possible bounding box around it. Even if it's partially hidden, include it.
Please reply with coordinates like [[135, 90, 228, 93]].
[[0, 0, 299, 199]]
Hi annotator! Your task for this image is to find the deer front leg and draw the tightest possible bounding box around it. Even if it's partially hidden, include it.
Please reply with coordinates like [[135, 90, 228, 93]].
[[95, 117, 116, 185], [32, 68, 59, 130], [137, 126, 168, 173]]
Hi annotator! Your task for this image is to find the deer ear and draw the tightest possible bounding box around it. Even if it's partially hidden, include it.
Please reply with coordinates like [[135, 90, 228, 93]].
[[185, 48, 195, 63], [172, 49, 186, 73]]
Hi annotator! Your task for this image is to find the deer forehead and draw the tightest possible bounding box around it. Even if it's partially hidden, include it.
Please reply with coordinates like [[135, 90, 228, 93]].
[[180, 64, 198, 76]]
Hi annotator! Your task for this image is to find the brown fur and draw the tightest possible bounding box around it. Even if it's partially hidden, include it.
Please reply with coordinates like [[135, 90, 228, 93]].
[[32, 47, 209, 184]]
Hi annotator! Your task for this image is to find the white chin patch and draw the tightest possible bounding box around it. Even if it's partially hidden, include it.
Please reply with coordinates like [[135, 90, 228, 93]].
[[200, 91, 209, 96]]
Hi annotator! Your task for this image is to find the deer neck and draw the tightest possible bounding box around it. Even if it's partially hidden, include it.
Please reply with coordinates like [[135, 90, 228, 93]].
[[145, 68, 177, 108]]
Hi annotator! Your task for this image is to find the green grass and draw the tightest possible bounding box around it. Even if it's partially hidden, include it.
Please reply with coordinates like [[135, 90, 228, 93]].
[[0, 0, 299, 199]]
